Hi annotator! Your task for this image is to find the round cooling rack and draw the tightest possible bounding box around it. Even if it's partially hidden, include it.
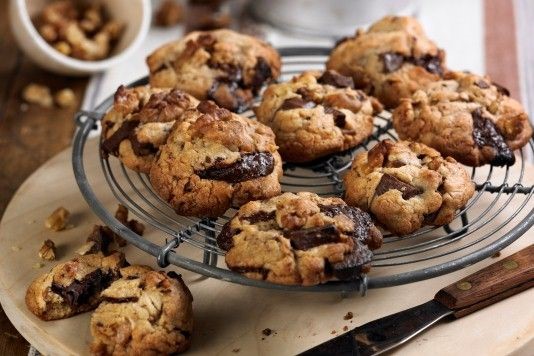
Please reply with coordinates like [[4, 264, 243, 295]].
[[72, 47, 534, 294]]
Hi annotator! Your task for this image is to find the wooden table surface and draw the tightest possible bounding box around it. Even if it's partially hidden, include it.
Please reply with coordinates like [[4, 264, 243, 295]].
[[0, 0, 527, 355]]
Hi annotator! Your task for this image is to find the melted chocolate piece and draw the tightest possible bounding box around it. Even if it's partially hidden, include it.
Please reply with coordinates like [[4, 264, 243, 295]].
[[217, 221, 239, 251], [196, 152, 275, 183], [324, 107, 346, 127], [382, 52, 404, 73], [251, 57, 273, 93], [474, 80, 490, 89], [284, 225, 341, 250], [471, 108, 515, 166], [243, 210, 276, 224], [375, 174, 423, 200], [129, 135, 158, 156], [101, 296, 139, 303], [382, 52, 443, 75], [208, 79, 249, 113], [101, 119, 140, 156], [51, 269, 110, 307], [280, 97, 316, 110], [230, 266, 269, 279], [492, 82, 510, 96], [166, 271, 182, 280], [327, 243, 373, 280], [318, 70, 354, 89], [423, 210, 440, 224]]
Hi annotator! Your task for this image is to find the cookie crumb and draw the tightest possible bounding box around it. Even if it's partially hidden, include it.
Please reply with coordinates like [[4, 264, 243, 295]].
[[54, 88, 77, 108], [492, 251, 501, 258], [331, 330, 336, 335], [232, 348, 240, 353], [262, 328, 273, 336], [343, 326, 348, 332], [11, 246, 22, 252], [32, 262, 45, 269], [45, 207, 71, 231], [75, 240, 97, 256], [22, 83, 53, 108], [343, 311, 353, 320], [38, 239, 56, 261]]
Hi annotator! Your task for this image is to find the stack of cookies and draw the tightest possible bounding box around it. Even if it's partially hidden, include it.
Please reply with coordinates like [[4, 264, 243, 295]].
[[98, 18, 532, 292]]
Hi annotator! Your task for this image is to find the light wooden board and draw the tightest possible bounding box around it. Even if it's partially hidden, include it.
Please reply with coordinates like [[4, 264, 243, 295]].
[[0, 138, 533, 356]]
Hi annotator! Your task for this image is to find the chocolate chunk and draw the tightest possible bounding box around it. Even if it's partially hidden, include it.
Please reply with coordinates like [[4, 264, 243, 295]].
[[382, 52, 404, 73], [51, 269, 110, 307], [196, 152, 275, 183], [327, 243, 373, 280], [86, 225, 115, 255], [208, 79, 250, 113], [101, 296, 139, 303], [318, 70, 354, 89], [217, 221, 239, 251], [375, 174, 423, 200], [284, 225, 341, 250], [101, 119, 140, 156], [251, 57, 273, 93], [280, 97, 316, 110], [492, 82, 510, 96], [324, 107, 346, 127], [474, 80, 490, 89], [414, 54, 443, 76], [129, 134, 158, 156], [243, 210, 276, 224], [471, 108, 515, 166], [318, 204, 382, 249], [423, 210, 440, 224]]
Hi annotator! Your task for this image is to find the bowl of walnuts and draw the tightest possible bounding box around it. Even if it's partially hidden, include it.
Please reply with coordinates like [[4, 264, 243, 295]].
[[9, 0, 151, 76]]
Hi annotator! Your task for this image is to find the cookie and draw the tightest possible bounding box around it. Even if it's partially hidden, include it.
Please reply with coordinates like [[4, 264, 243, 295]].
[[255, 70, 383, 162], [147, 29, 281, 113], [90, 266, 193, 356], [150, 100, 283, 217], [25, 252, 127, 321], [344, 140, 475, 236], [392, 71, 533, 166], [327, 16, 446, 109], [217, 192, 382, 286], [101, 85, 199, 173]]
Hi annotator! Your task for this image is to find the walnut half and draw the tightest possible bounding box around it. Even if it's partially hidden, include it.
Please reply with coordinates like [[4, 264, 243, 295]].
[[45, 207, 70, 231], [38, 239, 56, 261]]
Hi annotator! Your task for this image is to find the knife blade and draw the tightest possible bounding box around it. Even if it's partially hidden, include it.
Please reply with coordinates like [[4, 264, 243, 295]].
[[299, 244, 534, 356]]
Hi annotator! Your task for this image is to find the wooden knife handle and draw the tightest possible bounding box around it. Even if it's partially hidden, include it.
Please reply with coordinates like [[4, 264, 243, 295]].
[[434, 244, 534, 318]]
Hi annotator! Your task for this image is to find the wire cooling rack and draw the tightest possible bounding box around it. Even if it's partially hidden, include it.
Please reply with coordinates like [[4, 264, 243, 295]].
[[72, 47, 534, 294]]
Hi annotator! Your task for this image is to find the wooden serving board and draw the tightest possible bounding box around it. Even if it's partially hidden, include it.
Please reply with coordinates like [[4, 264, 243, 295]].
[[0, 139, 533, 356]]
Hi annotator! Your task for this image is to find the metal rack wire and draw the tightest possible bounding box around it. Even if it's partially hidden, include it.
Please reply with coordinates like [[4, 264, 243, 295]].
[[72, 47, 534, 294]]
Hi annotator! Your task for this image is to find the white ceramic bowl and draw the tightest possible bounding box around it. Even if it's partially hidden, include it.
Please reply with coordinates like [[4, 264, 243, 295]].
[[9, 0, 151, 76]]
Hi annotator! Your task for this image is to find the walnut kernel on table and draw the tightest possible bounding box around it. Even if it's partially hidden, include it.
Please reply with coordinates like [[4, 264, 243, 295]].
[[38, 239, 56, 261], [45, 207, 70, 231], [22, 83, 53, 108], [54, 88, 77, 108]]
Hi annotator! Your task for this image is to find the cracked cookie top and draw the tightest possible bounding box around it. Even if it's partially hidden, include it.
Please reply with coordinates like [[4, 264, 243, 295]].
[[90, 266, 193, 355], [217, 192, 382, 286], [392, 71, 533, 166], [147, 29, 281, 113], [149, 100, 282, 217], [255, 70, 383, 162], [344, 140, 475, 236], [327, 16, 446, 109], [101, 85, 199, 173]]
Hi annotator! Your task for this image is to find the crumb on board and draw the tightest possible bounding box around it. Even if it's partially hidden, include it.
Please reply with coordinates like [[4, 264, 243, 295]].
[[331, 330, 336, 335], [232, 348, 240, 353], [45, 207, 71, 231], [492, 251, 502, 258], [32, 262, 45, 269], [262, 328, 273, 336], [11, 246, 22, 252], [22, 83, 53, 108], [343, 311, 353, 320], [38, 239, 56, 261], [343, 326, 348, 332]]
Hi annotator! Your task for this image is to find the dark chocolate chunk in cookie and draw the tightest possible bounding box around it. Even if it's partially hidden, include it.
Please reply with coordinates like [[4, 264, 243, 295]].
[[51, 269, 110, 307], [492, 82, 510, 96], [318, 70, 354, 89], [284, 225, 341, 250], [129, 135, 158, 156], [413, 54, 443, 76], [280, 97, 316, 111], [471, 108, 515, 166], [243, 210, 276, 224], [382, 52, 404, 73], [101, 119, 140, 156], [327, 243, 373, 280], [251, 57, 273, 93], [474, 80, 490, 89], [324, 107, 346, 127], [375, 173, 423, 200], [196, 152, 275, 183], [217, 222, 237, 251]]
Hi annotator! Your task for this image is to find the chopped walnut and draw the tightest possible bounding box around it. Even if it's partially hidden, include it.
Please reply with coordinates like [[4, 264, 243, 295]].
[[39, 239, 56, 261], [39, 24, 58, 42], [155, 0, 184, 27], [54, 88, 77, 108], [54, 41, 72, 55], [44, 207, 70, 231], [22, 83, 53, 108]]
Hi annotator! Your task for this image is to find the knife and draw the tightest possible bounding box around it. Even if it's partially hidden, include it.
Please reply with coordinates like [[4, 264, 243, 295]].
[[299, 244, 534, 356]]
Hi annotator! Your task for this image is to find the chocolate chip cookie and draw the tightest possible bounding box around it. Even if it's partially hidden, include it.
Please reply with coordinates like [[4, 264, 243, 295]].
[[147, 29, 281, 113], [255, 70, 383, 162], [150, 100, 283, 217], [327, 16, 446, 109], [101, 85, 199, 173], [90, 266, 193, 355], [392, 71, 533, 166], [344, 140, 475, 236], [25, 252, 127, 321], [217, 192, 382, 286]]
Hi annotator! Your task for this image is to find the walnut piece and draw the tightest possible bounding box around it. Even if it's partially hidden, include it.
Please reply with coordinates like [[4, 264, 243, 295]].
[[38, 239, 56, 261], [44, 207, 70, 231], [54, 88, 77, 108], [22, 84, 53, 108], [155, 0, 184, 27]]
